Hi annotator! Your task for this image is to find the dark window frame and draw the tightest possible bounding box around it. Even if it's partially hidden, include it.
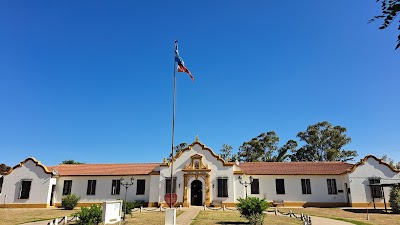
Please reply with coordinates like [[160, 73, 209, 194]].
[[276, 179, 285, 194], [62, 180, 73, 195], [327, 179, 338, 195], [217, 178, 228, 197], [136, 179, 145, 195], [251, 179, 259, 194], [0, 177, 3, 193], [19, 180, 32, 199], [111, 180, 121, 195], [369, 178, 382, 198], [165, 177, 177, 194], [301, 179, 311, 195], [87, 180, 97, 195]]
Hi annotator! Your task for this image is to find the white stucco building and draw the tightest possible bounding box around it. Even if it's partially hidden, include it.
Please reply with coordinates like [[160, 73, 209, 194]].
[[1, 137, 399, 208]]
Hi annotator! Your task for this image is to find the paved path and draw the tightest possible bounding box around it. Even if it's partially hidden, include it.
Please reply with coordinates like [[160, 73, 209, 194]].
[[265, 210, 353, 225], [311, 216, 354, 225], [176, 207, 201, 225]]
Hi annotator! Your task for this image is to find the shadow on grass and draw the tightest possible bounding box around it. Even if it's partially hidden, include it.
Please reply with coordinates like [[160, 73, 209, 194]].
[[342, 209, 392, 214]]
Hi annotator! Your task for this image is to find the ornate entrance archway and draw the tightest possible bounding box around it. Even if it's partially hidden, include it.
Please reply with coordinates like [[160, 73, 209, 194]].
[[182, 154, 211, 207], [191, 180, 203, 206]]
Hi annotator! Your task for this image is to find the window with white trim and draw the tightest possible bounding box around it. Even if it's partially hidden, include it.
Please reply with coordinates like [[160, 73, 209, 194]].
[[327, 179, 337, 194], [87, 180, 96, 195], [111, 180, 121, 195], [63, 180, 72, 195], [19, 180, 32, 199], [217, 178, 228, 197], [301, 179, 311, 194]]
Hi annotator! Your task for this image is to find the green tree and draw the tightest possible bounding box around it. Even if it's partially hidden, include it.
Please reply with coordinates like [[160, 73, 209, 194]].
[[61, 160, 85, 164], [381, 154, 400, 169], [0, 163, 11, 174], [369, 0, 400, 49], [390, 184, 400, 213], [167, 142, 188, 160], [220, 144, 233, 161], [238, 132, 297, 162], [292, 121, 357, 162]]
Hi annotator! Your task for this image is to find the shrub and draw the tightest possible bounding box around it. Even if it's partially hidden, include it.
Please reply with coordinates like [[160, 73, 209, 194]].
[[61, 194, 80, 210], [389, 184, 400, 213], [73, 204, 102, 225], [121, 200, 142, 217], [236, 197, 269, 225]]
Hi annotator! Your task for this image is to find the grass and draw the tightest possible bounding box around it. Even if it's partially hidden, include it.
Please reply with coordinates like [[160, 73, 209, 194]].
[[190, 211, 302, 225], [278, 208, 400, 225], [0, 208, 79, 225]]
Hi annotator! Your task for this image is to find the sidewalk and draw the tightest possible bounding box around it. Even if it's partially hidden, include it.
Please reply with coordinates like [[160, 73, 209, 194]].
[[265, 210, 353, 225], [176, 206, 201, 225]]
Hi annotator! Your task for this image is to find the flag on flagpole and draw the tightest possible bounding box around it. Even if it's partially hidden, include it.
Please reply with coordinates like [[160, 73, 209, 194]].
[[175, 41, 194, 81]]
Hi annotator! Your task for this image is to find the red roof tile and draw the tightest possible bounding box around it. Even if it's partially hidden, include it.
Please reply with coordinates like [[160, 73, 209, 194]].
[[239, 162, 353, 175], [48, 163, 160, 176]]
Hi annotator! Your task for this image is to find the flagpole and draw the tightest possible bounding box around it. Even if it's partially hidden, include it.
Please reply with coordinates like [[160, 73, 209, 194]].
[[170, 40, 178, 209]]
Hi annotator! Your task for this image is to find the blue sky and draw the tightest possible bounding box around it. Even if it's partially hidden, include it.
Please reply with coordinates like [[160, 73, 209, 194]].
[[0, 1, 399, 166]]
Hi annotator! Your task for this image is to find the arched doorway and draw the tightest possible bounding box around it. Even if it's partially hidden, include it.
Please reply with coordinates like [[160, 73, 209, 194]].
[[191, 180, 203, 206]]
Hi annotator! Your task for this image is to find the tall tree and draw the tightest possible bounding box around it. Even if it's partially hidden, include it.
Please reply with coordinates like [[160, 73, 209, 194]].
[[219, 144, 233, 161], [0, 163, 11, 174], [60, 160, 85, 164], [369, 0, 400, 49], [167, 142, 188, 160], [381, 154, 400, 169], [238, 131, 297, 162], [292, 121, 357, 162]]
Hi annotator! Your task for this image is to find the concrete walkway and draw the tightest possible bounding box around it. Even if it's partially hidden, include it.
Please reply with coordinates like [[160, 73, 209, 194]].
[[176, 207, 201, 225], [311, 216, 354, 225], [265, 210, 353, 225]]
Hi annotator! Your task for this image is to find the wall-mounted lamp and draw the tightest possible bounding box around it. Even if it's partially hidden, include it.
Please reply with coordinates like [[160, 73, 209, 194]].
[[212, 184, 214, 188], [178, 183, 181, 188]]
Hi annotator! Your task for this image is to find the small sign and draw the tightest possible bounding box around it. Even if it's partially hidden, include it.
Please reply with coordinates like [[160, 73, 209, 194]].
[[102, 200, 123, 224], [164, 193, 177, 207]]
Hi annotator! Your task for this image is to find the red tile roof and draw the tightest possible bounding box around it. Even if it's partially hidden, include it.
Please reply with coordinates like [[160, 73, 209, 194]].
[[239, 162, 353, 175], [48, 163, 160, 176]]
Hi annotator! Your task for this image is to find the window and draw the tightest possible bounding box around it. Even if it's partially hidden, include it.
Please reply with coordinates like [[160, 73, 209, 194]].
[[62, 180, 72, 195], [276, 179, 285, 194], [0, 177, 3, 193], [19, 180, 32, 199], [369, 178, 382, 198], [137, 179, 145, 195], [327, 179, 337, 194], [87, 180, 96, 195], [111, 180, 121, 195], [165, 177, 177, 194], [251, 179, 259, 194], [217, 178, 228, 197], [301, 179, 311, 194]]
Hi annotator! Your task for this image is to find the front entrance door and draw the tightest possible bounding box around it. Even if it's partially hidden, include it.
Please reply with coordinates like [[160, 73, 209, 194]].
[[191, 180, 203, 206]]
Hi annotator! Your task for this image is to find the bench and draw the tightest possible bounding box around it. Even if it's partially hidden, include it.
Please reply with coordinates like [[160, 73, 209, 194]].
[[272, 200, 284, 207]]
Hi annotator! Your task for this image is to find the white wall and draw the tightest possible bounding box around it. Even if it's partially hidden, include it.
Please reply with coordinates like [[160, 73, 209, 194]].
[[0, 159, 52, 205], [245, 175, 347, 203], [55, 175, 152, 204], [348, 157, 400, 204]]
